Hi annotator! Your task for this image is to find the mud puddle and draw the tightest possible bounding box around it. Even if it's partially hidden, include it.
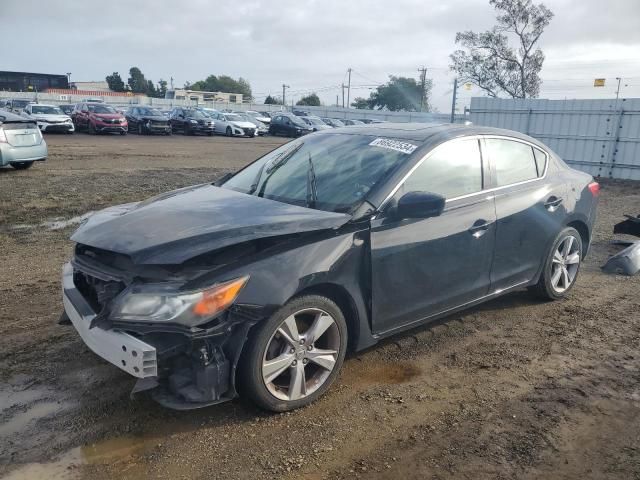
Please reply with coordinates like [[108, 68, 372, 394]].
[[342, 357, 423, 388]]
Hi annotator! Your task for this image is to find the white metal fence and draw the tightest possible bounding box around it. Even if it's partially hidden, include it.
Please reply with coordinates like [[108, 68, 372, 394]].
[[0, 90, 464, 124], [469, 97, 640, 180]]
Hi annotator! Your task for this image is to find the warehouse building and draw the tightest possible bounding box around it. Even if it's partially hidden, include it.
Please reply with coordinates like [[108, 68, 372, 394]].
[[0, 71, 69, 92]]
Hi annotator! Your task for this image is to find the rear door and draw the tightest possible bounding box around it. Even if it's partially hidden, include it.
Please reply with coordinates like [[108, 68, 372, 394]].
[[484, 137, 567, 290], [370, 137, 496, 334]]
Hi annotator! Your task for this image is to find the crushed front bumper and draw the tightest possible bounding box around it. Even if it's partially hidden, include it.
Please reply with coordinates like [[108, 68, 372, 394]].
[[62, 263, 158, 378]]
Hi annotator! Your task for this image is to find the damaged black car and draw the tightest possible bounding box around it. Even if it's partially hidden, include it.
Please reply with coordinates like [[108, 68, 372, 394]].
[[61, 123, 599, 411]]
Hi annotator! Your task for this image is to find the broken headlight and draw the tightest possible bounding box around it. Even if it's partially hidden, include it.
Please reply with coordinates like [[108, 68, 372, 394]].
[[110, 276, 249, 326]]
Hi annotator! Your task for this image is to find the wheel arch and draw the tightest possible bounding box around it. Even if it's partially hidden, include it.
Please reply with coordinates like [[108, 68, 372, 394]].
[[293, 283, 361, 351], [566, 219, 591, 257]]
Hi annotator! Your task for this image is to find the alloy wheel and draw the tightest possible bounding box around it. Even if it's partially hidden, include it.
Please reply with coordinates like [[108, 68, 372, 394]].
[[550, 235, 580, 293], [262, 308, 340, 402]]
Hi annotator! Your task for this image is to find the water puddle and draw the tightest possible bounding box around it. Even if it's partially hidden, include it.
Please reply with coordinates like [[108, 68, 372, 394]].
[[6, 212, 95, 232], [2, 432, 165, 480], [0, 401, 67, 438]]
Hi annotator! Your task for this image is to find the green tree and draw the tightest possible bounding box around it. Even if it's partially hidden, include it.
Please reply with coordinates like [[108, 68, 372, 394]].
[[351, 97, 371, 109], [366, 76, 432, 111], [157, 79, 168, 98], [189, 74, 252, 99], [127, 67, 149, 94], [105, 72, 126, 92], [146, 80, 158, 98], [264, 95, 282, 105], [296, 93, 321, 106], [449, 0, 553, 98]]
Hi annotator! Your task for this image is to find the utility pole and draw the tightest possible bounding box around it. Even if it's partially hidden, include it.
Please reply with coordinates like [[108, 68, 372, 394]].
[[341, 84, 345, 108], [450, 78, 458, 123], [336, 94, 339, 107], [615, 77, 623, 100], [282, 84, 289, 109], [418, 66, 427, 111], [346, 68, 352, 109]]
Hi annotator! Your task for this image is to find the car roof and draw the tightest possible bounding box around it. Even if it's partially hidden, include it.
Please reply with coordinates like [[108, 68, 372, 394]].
[[316, 122, 546, 146]]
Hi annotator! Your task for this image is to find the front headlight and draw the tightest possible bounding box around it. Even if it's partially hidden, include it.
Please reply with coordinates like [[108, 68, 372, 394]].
[[190, 119, 198, 124], [110, 276, 249, 326]]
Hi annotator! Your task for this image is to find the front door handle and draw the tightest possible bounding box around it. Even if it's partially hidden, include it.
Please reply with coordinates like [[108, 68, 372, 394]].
[[544, 196, 563, 211], [468, 219, 493, 238]]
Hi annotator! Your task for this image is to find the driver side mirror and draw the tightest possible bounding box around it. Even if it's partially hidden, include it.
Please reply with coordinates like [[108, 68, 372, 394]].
[[395, 191, 445, 220]]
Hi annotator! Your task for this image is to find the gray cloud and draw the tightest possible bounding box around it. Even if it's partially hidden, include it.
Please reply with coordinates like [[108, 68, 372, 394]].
[[2, 0, 638, 110]]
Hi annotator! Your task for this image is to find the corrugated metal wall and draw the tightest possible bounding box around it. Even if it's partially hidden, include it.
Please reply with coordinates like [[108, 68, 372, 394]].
[[469, 97, 640, 180]]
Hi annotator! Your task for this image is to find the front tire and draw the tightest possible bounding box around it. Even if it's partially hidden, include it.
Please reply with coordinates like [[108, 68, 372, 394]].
[[239, 295, 348, 412], [226, 126, 232, 137], [531, 227, 582, 300]]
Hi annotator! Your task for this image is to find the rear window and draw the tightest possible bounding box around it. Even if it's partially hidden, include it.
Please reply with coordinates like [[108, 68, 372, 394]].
[[1, 122, 37, 130]]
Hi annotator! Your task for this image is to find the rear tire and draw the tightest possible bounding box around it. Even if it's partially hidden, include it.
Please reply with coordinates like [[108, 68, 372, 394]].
[[11, 161, 34, 170], [238, 295, 348, 412], [530, 227, 582, 300]]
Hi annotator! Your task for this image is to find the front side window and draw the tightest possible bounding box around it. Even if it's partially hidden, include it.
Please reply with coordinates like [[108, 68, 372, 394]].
[[398, 138, 483, 200], [486, 139, 538, 187], [222, 134, 416, 213]]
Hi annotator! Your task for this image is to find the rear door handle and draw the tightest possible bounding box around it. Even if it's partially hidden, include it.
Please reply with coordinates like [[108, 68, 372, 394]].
[[468, 219, 493, 238], [544, 196, 563, 211]]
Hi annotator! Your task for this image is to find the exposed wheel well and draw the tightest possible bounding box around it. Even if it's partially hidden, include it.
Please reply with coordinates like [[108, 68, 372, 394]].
[[295, 283, 360, 351], [567, 220, 590, 257]]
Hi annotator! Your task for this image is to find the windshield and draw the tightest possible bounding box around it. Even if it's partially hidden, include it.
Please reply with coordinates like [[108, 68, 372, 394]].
[[183, 110, 207, 119], [138, 108, 162, 116], [222, 134, 417, 213], [307, 118, 325, 125], [225, 114, 243, 122], [13, 100, 30, 108], [31, 106, 63, 115], [331, 119, 345, 126], [88, 104, 116, 114]]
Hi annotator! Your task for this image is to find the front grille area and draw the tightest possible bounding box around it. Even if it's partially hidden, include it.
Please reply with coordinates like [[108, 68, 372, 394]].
[[74, 270, 126, 312], [243, 128, 255, 136]]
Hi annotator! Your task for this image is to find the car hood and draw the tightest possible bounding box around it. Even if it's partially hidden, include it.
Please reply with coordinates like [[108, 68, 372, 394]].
[[230, 121, 256, 128], [93, 113, 123, 120], [71, 184, 351, 265], [33, 114, 71, 122], [139, 115, 167, 122]]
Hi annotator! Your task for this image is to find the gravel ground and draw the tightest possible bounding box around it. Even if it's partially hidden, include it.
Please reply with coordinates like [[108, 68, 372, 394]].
[[0, 132, 638, 480]]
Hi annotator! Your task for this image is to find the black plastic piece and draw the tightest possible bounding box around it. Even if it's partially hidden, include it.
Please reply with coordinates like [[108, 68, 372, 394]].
[[614, 214, 640, 238]]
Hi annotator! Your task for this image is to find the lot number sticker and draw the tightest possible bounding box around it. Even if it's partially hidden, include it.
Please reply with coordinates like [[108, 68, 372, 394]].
[[369, 138, 417, 155]]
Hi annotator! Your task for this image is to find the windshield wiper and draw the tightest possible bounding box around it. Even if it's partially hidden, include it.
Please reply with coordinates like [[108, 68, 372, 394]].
[[306, 153, 318, 209], [256, 143, 303, 197]]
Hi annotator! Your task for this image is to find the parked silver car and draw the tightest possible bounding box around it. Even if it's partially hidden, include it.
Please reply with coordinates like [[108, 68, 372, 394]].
[[23, 104, 75, 134], [0, 111, 47, 170]]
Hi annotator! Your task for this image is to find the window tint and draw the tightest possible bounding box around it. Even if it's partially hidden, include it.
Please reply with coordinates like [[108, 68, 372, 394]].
[[533, 147, 547, 176], [486, 139, 538, 186], [400, 138, 483, 199]]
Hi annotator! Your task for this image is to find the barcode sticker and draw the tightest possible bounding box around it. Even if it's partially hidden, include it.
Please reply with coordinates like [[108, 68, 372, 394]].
[[369, 138, 418, 154]]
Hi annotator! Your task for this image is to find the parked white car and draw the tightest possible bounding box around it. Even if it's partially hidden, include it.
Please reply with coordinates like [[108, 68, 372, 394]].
[[210, 112, 258, 137], [23, 104, 74, 134], [245, 110, 271, 124], [0, 111, 47, 170]]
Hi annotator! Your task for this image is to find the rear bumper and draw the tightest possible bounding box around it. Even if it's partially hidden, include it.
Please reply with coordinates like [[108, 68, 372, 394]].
[[62, 263, 158, 378], [0, 142, 47, 166]]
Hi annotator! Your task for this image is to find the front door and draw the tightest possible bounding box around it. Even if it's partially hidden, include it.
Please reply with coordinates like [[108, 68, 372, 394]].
[[370, 137, 496, 335]]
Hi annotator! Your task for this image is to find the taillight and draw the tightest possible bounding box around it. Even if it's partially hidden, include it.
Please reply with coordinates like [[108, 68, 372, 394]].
[[588, 181, 600, 197]]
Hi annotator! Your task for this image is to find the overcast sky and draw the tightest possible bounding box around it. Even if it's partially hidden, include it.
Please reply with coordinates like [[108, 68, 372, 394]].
[[2, 0, 640, 111]]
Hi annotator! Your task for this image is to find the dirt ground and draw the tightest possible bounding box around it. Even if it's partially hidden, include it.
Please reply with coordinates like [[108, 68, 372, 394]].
[[0, 132, 638, 480]]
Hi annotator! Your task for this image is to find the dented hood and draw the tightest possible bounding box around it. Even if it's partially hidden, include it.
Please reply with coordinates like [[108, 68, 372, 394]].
[[71, 185, 351, 265]]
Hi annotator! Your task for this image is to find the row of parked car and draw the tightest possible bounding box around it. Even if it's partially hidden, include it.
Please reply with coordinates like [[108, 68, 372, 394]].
[[0, 98, 387, 140]]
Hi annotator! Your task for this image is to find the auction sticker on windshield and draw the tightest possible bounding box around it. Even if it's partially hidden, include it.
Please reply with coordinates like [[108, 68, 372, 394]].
[[369, 138, 418, 154]]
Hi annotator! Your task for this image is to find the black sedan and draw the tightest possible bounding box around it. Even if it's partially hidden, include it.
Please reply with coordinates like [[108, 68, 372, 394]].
[[60, 123, 599, 412], [59, 104, 75, 116], [168, 107, 215, 136], [125, 107, 171, 135]]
